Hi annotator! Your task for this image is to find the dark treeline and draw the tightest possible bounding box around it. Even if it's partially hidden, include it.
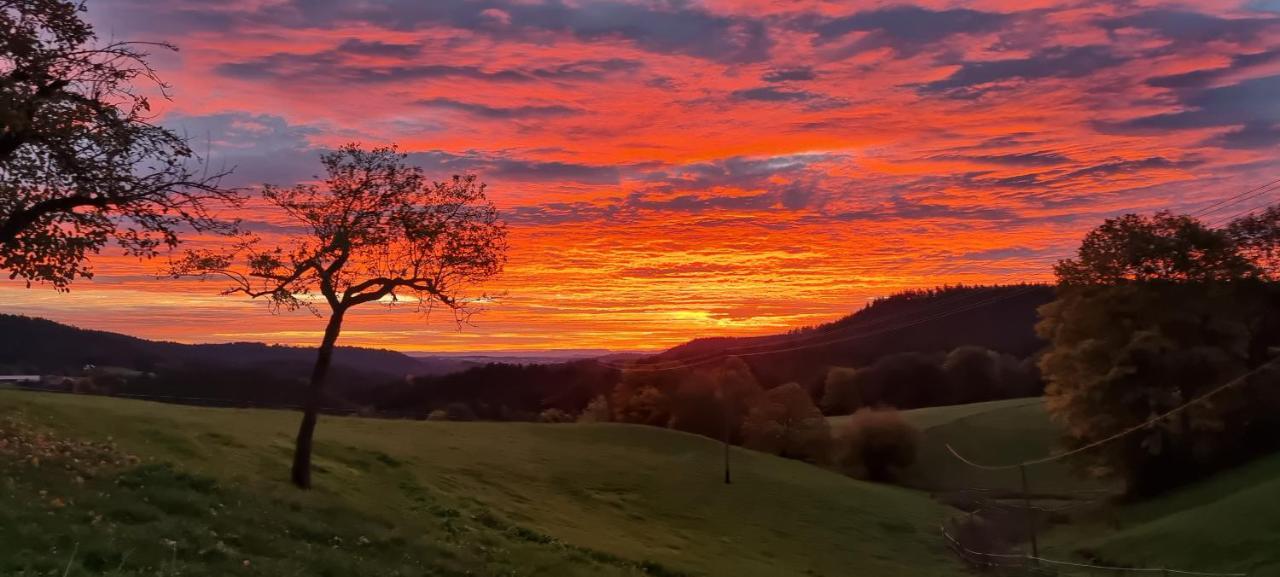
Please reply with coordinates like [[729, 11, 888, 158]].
[[0, 314, 465, 379], [6, 284, 1049, 426], [653, 284, 1053, 392], [822, 347, 1041, 414], [352, 360, 621, 421]]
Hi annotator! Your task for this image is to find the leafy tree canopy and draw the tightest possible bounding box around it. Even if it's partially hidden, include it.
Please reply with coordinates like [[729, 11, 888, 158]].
[[1, 0, 240, 289]]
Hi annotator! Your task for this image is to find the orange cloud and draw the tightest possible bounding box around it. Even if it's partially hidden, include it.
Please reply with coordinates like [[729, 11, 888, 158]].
[[4, 0, 1278, 351]]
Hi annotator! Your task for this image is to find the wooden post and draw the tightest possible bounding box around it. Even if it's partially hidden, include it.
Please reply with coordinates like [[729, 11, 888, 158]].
[[1019, 464, 1039, 560]]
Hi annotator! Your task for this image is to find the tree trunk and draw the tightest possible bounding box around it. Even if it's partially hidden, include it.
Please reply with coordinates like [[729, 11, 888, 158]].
[[291, 308, 345, 489]]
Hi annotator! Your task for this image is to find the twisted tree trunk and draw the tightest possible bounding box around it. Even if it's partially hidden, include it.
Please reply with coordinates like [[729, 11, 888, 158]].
[[291, 307, 346, 489]]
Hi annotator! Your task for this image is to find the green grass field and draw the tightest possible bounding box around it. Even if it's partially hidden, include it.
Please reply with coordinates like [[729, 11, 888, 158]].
[[893, 397, 1280, 575], [893, 397, 1116, 495], [0, 389, 960, 577], [1040, 452, 1280, 575]]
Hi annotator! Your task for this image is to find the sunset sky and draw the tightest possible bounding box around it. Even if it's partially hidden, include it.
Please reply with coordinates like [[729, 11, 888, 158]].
[[5, 0, 1280, 352]]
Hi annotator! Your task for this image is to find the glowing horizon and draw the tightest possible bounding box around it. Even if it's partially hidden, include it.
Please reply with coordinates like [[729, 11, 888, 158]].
[[3, 0, 1279, 352]]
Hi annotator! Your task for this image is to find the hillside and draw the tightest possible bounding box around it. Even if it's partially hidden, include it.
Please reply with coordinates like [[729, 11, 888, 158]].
[[1042, 452, 1280, 575], [894, 398, 1279, 574], [889, 397, 1115, 495], [652, 285, 1055, 388], [0, 388, 960, 577], [0, 314, 468, 378]]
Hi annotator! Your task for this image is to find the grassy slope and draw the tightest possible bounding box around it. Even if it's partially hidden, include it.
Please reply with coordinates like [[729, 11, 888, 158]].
[[0, 389, 958, 577], [893, 397, 1115, 495], [1042, 453, 1280, 575], [897, 397, 1280, 574]]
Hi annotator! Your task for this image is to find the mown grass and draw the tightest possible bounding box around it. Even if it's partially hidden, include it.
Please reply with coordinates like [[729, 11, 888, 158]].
[[0, 389, 959, 577]]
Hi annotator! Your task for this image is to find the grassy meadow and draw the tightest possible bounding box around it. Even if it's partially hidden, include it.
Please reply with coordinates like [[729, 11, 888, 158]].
[[1039, 452, 1280, 575], [894, 397, 1279, 575], [0, 388, 958, 577], [889, 398, 1117, 495]]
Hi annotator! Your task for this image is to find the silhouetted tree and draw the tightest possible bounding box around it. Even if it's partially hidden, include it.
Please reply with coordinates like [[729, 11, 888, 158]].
[[538, 408, 573, 423], [577, 395, 612, 423], [821, 366, 860, 414], [1041, 211, 1280, 495], [943, 346, 1000, 404], [837, 407, 919, 482], [742, 382, 830, 462], [611, 368, 677, 426], [174, 144, 506, 488], [1, 0, 239, 289], [1053, 211, 1257, 285], [849, 352, 948, 409], [1227, 205, 1280, 279]]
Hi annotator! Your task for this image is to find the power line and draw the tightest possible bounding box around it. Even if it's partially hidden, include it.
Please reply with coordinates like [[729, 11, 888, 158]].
[[1191, 177, 1280, 220], [1206, 195, 1280, 229], [599, 285, 1015, 372], [603, 285, 1045, 373], [946, 355, 1280, 471]]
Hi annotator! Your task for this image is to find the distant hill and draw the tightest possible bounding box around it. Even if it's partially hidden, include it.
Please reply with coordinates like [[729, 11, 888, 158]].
[[0, 314, 463, 379], [410, 349, 646, 367], [650, 284, 1055, 389]]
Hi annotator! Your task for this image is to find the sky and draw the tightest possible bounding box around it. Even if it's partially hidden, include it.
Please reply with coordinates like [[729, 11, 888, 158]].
[[4, 0, 1280, 352]]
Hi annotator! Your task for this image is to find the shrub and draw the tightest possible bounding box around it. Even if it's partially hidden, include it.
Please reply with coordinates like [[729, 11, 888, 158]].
[[576, 395, 612, 423], [443, 402, 477, 421], [821, 367, 860, 414], [538, 408, 574, 423], [742, 383, 831, 463], [836, 407, 920, 482]]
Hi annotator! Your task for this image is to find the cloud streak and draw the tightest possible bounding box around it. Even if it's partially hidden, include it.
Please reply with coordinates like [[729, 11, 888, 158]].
[[21, 0, 1276, 351]]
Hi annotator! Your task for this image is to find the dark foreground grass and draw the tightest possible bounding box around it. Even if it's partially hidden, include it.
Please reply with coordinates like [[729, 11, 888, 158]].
[[0, 389, 959, 577], [1041, 452, 1280, 575], [892, 397, 1280, 575]]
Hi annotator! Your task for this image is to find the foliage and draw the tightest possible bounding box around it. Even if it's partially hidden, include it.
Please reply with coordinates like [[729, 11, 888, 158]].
[[1039, 283, 1280, 494], [1053, 211, 1258, 285], [943, 346, 1041, 404], [611, 369, 675, 427], [577, 395, 612, 423], [1226, 204, 1280, 279], [361, 359, 619, 421], [0, 0, 240, 289], [651, 285, 1054, 391], [538, 408, 574, 423], [824, 347, 1040, 415], [820, 367, 860, 414], [174, 145, 506, 318], [173, 144, 507, 488], [1042, 210, 1280, 495], [836, 408, 920, 482], [822, 352, 947, 411], [741, 382, 830, 463]]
